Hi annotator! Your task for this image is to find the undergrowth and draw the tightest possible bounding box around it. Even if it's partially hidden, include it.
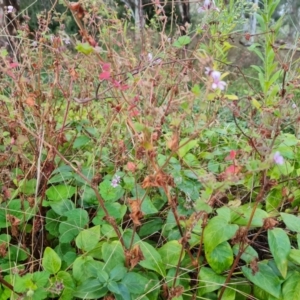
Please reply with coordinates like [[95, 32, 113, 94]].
[[1, 0, 300, 299]]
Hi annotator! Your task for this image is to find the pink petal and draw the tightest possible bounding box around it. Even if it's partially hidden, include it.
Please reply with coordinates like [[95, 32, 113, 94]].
[[99, 71, 110, 80], [211, 71, 221, 80]]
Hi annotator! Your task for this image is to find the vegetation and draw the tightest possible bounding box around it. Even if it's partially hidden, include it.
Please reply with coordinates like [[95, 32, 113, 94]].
[[0, 0, 300, 299]]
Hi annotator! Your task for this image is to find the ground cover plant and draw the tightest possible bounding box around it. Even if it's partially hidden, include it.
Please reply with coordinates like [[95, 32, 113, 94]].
[[1, 0, 300, 299]]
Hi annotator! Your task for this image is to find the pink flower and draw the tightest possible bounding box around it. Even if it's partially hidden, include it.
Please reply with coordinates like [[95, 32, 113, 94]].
[[211, 71, 226, 90], [198, 0, 219, 13], [273, 152, 284, 165], [205, 67, 226, 90], [7, 6, 14, 13], [111, 175, 121, 188]]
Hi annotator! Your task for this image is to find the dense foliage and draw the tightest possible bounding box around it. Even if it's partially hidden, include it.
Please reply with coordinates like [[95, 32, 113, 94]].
[[1, 0, 300, 299]]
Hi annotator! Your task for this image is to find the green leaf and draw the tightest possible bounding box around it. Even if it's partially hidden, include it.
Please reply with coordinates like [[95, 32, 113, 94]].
[[138, 241, 166, 276], [197, 267, 226, 296], [92, 202, 126, 225], [232, 244, 258, 264], [75, 42, 94, 55], [121, 272, 149, 294], [231, 206, 268, 228], [102, 241, 125, 271], [281, 213, 300, 232], [177, 138, 198, 158], [75, 225, 101, 252], [173, 35, 191, 48], [224, 94, 239, 101], [107, 281, 120, 294], [45, 209, 62, 236], [242, 263, 282, 298], [42, 247, 61, 274], [268, 228, 290, 278], [116, 283, 131, 300], [139, 218, 163, 237], [50, 199, 75, 215], [288, 249, 300, 265], [56, 271, 75, 289], [72, 256, 105, 282], [205, 241, 233, 274], [59, 209, 89, 243], [99, 180, 124, 202], [46, 185, 76, 201], [74, 279, 107, 299], [109, 265, 127, 281], [203, 216, 238, 255], [158, 241, 183, 269], [73, 135, 91, 149], [282, 271, 300, 299]]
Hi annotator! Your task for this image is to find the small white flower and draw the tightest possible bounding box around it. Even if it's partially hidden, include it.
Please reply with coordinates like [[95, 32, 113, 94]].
[[7, 6, 14, 13], [147, 53, 153, 62], [292, 103, 297, 109]]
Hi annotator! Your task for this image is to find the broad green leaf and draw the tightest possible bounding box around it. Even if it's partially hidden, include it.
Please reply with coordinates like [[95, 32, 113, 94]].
[[56, 271, 75, 289], [173, 35, 191, 48], [275, 161, 294, 176], [73, 256, 104, 282], [282, 271, 300, 299], [42, 247, 61, 274], [281, 213, 300, 232], [48, 171, 74, 184], [138, 241, 166, 276], [19, 179, 36, 195], [288, 249, 300, 265], [50, 199, 75, 216], [75, 225, 101, 252], [231, 206, 268, 228], [99, 180, 124, 202], [46, 185, 76, 201], [59, 209, 89, 243], [74, 279, 107, 299], [73, 135, 91, 149], [75, 42, 94, 55], [116, 283, 131, 300], [102, 241, 125, 271], [203, 216, 238, 255], [122, 272, 151, 294], [139, 218, 164, 237], [107, 281, 120, 294], [92, 202, 126, 225], [177, 138, 198, 158], [242, 263, 282, 298], [109, 265, 127, 281], [268, 228, 290, 278], [158, 241, 183, 269], [45, 209, 62, 236], [197, 267, 226, 296], [205, 241, 233, 274], [232, 244, 258, 264], [218, 286, 236, 300]]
